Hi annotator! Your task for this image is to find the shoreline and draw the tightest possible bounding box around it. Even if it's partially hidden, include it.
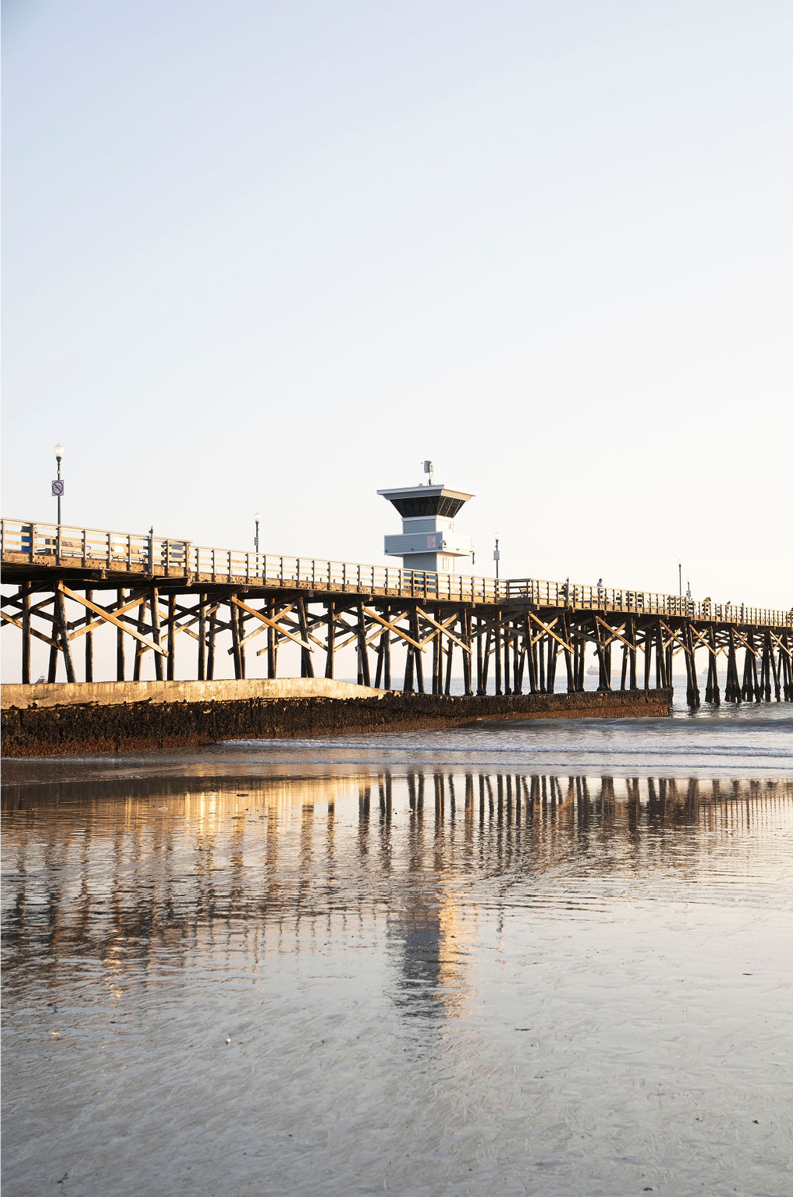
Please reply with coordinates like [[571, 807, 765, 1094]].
[[2, 687, 672, 758]]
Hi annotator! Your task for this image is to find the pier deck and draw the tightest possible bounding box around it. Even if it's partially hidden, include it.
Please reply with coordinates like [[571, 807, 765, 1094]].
[[2, 518, 791, 707]]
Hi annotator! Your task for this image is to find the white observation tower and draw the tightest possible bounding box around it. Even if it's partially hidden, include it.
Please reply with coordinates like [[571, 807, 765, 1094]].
[[378, 461, 474, 574]]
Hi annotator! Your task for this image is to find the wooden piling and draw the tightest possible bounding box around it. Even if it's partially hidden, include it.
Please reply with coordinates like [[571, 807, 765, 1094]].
[[325, 602, 335, 680], [150, 588, 163, 682], [55, 587, 76, 684], [116, 588, 126, 681], [21, 583, 31, 685], [198, 594, 206, 681], [85, 589, 94, 683]]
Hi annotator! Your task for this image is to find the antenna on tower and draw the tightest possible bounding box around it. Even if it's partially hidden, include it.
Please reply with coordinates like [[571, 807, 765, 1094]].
[[422, 459, 434, 486]]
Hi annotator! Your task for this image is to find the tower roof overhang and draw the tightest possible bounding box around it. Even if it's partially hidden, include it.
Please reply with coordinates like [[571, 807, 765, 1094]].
[[377, 485, 474, 520]]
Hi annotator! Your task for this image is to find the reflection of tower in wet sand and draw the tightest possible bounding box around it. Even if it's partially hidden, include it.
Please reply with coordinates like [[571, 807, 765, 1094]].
[[387, 888, 473, 1020], [386, 771, 477, 1019]]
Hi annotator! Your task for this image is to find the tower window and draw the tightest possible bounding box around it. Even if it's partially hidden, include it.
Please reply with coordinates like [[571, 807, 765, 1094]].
[[388, 495, 467, 519]]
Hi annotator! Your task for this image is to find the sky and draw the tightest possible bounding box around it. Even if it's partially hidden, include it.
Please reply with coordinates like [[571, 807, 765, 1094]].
[[3, 0, 792, 611]]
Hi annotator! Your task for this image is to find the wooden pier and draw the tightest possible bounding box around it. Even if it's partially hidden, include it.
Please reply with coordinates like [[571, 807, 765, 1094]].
[[2, 518, 791, 707]]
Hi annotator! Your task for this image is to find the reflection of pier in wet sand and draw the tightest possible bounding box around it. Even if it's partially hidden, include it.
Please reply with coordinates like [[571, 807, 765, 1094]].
[[3, 771, 789, 985], [3, 766, 792, 1198]]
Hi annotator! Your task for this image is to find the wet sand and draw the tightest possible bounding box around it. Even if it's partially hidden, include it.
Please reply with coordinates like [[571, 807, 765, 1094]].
[[3, 713, 792, 1197]]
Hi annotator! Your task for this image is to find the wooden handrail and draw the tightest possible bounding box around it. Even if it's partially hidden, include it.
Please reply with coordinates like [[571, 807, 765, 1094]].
[[1, 516, 790, 629]]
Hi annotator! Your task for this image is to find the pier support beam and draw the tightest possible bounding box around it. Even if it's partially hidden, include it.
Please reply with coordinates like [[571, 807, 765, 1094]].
[[2, 580, 790, 709]]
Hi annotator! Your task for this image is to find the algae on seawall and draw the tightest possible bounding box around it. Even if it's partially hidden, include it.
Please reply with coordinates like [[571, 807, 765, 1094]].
[[1, 688, 672, 756]]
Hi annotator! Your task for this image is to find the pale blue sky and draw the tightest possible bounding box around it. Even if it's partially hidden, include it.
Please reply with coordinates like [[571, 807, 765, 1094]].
[[3, 0, 792, 606]]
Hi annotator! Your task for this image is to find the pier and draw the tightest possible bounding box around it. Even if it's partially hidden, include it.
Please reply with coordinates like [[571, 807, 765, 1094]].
[[2, 517, 791, 707]]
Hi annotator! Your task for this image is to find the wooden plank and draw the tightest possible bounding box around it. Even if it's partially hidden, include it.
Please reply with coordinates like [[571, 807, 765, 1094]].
[[525, 616, 538, 693], [207, 608, 216, 680], [55, 587, 76, 683], [230, 597, 243, 679], [85, 589, 94, 682], [157, 595, 222, 630], [48, 624, 58, 683], [117, 589, 126, 680], [59, 584, 168, 655], [689, 624, 718, 656], [382, 604, 392, 689], [767, 629, 793, 658], [334, 609, 410, 652], [356, 601, 370, 687], [151, 587, 163, 681], [2, 592, 59, 623], [412, 607, 424, 692], [560, 611, 575, 693], [361, 606, 425, 652], [167, 617, 200, 642], [657, 620, 689, 653], [730, 626, 759, 657], [267, 598, 277, 678], [297, 597, 314, 678], [462, 609, 473, 695], [325, 602, 335, 679], [198, 594, 206, 680], [238, 604, 247, 678], [22, 583, 31, 684], [444, 613, 455, 693], [229, 596, 312, 651], [593, 615, 634, 651], [133, 596, 147, 681], [415, 607, 472, 654], [167, 592, 176, 681], [1, 610, 59, 649], [529, 612, 573, 653], [68, 590, 148, 641]]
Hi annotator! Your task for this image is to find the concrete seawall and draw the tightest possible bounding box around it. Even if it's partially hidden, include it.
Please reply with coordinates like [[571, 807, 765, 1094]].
[[1, 678, 387, 710], [1, 686, 672, 758]]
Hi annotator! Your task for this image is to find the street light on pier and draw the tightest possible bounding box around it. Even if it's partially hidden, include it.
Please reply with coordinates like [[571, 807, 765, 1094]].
[[678, 560, 682, 598], [254, 511, 261, 554], [494, 531, 501, 580], [53, 443, 65, 526]]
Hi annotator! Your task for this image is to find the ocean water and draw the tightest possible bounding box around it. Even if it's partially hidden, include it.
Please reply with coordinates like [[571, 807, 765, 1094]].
[[2, 700, 792, 1197]]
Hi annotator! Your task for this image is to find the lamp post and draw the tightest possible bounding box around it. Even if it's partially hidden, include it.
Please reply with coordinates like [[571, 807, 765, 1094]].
[[493, 531, 500, 580], [53, 443, 64, 525], [254, 511, 261, 554], [678, 560, 682, 598]]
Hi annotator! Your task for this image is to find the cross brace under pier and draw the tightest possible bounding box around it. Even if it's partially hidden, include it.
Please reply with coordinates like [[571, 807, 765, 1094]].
[[3, 584, 792, 706]]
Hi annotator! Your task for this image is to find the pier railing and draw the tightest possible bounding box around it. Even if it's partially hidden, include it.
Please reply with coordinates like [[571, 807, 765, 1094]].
[[2, 517, 790, 629]]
